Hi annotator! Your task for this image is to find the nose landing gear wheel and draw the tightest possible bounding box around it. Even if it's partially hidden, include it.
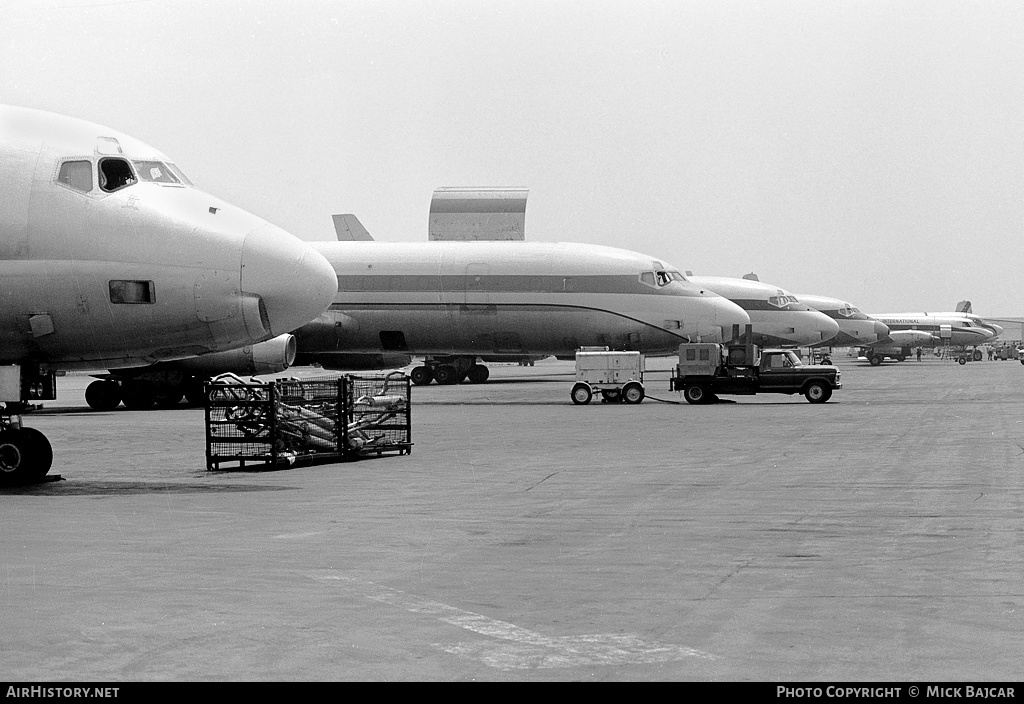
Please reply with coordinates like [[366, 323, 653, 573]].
[[0, 427, 52, 485]]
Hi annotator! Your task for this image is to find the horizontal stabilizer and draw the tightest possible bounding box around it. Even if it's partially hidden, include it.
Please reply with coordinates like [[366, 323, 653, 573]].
[[429, 187, 527, 241], [332, 214, 374, 241]]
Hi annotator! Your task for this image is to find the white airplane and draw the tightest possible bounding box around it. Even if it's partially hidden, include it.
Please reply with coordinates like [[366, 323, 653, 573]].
[[859, 307, 1004, 365], [792, 293, 891, 347], [686, 275, 840, 347], [289, 224, 751, 385], [0, 105, 338, 481]]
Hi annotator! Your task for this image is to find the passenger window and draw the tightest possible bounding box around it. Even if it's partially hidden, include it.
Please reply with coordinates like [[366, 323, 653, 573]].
[[57, 161, 93, 192], [109, 280, 155, 304], [98, 158, 136, 192]]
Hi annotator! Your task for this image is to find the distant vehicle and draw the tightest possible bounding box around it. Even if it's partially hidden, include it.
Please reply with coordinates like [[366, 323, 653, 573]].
[[992, 345, 1019, 361]]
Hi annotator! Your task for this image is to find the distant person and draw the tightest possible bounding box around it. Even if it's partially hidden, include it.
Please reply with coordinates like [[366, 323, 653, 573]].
[[987, 347, 994, 361], [916, 347, 922, 362]]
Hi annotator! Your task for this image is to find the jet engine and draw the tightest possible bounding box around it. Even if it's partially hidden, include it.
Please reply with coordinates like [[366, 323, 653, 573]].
[[167, 334, 298, 375]]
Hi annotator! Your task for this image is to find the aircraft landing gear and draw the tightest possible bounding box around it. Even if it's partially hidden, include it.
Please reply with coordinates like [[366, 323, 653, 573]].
[[0, 420, 53, 486], [412, 356, 491, 385]]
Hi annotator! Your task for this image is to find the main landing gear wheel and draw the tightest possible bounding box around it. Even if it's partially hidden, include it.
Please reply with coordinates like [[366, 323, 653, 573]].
[[122, 381, 156, 410], [571, 383, 593, 405], [433, 365, 460, 385], [622, 382, 645, 404], [973, 349, 983, 361], [804, 382, 832, 404], [154, 387, 185, 409], [683, 384, 709, 405], [0, 427, 52, 485], [85, 380, 121, 411], [466, 364, 490, 384], [410, 366, 433, 386]]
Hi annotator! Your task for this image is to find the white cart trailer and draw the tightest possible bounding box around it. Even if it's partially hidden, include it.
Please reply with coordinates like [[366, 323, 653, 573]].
[[570, 348, 645, 404]]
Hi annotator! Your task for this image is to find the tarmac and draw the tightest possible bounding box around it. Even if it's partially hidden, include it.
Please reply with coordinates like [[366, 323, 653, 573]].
[[2, 354, 1023, 682]]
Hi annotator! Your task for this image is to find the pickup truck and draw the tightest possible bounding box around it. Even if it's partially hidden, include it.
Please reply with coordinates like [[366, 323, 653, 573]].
[[670, 342, 842, 404]]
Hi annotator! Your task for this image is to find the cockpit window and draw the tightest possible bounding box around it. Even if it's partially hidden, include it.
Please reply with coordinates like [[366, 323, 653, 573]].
[[133, 161, 181, 184], [98, 157, 136, 192], [656, 271, 672, 286], [768, 294, 800, 308], [164, 163, 193, 186], [57, 160, 93, 192]]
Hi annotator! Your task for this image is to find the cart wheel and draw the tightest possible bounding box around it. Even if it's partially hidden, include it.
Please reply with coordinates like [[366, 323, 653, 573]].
[[571, 383, 592, 405], [622, 382, 645, 404]]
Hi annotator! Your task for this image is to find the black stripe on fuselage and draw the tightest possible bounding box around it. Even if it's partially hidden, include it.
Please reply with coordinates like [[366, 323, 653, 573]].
[[328, 301, 692, 337]]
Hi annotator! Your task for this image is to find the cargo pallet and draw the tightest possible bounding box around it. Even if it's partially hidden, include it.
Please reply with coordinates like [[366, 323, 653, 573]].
[[204, 372, 412, 470]]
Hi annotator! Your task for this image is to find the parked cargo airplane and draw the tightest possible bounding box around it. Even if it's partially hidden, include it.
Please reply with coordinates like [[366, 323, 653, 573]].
[[686, 276, 840, 347], [858, 309, 1003, 365], [293, 237, 752, 385], [0, 105, 337, 481], [790, 293, 890, 347]]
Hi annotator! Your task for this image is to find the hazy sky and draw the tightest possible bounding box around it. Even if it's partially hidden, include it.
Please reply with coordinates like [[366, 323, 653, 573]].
[[3, 0, 1023, 314]]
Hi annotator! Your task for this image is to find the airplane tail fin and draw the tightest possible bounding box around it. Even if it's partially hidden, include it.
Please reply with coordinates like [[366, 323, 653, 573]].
[[429, 187, 528, 241], [332, 214, 373, 241], [955, 300, 972, 314]]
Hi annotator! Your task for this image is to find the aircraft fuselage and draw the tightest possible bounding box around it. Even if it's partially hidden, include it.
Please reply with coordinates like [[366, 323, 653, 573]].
[[295, 242, 751, 362]]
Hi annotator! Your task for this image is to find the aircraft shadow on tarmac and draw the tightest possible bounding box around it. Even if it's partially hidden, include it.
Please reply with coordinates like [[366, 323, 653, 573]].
[[0, 480, 298, 496]]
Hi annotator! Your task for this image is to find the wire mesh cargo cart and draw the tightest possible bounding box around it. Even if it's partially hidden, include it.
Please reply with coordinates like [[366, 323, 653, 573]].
[[205, 372, 412, 470]]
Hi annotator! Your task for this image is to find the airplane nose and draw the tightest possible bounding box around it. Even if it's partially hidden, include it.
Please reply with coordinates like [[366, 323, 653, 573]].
[[989, 323, 1004, 338], [240, 224, 338, 338], [815, 313, 840, 344], [873, 319, 890, 342], [712, 296, 751, 341]]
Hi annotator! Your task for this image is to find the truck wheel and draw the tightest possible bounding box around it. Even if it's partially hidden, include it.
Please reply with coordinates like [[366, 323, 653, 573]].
[[869, 354, 883, 366], [804, 382, 832, 404], [683, 384, 708, 405], [958, 357, 967, 365], [571, 383, 592, 405], [622, 382, 644, 404]]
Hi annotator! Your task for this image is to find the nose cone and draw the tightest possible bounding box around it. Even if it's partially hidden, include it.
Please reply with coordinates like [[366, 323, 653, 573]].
[[812, 312, 841, 344], [872, 319, 891, 342], [240, 224, 338, 337], [988, 323, 1004, 339], [715, 297, 751, 340]]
